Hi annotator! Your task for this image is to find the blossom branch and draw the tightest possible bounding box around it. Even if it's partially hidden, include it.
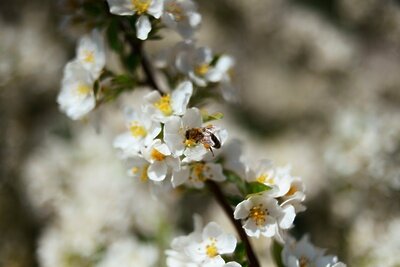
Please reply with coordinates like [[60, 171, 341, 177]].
[[206, 180, 260, 267]]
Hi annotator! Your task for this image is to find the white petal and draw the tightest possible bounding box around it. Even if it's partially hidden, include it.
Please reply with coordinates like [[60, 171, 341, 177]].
[[136, 15, 152, 40], [107, 0, 135, 15], [164, 116, 185, 155], [217, 234, 237, 254], [279, 205, 295, 229], [148, 0, 164, 18], [172, 167, 190, 187], [182, 108, 202, 128], [148, 161, 167, 181], [233, 200, 250, 220], [202, 222, 223, 240], [171, 81, 193, 115]]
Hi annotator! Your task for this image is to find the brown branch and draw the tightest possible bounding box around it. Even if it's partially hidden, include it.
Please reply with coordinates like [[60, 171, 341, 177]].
[[206, 180, 261, 267]]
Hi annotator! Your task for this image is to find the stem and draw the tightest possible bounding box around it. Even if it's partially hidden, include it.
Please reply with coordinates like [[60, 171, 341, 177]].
[[206, 180, 261, 267], [119, 20, 163, 94]]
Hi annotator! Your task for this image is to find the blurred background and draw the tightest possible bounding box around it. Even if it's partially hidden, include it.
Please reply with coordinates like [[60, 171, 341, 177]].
[[1, 0, 400, 266]]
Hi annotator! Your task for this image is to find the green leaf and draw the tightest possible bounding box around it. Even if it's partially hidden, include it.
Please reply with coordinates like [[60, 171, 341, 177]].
[[271, 240, 285, 267], [202, 110, 224, 123], [112, 74, 135, 87], [224, 170, 246, 194], [245, 182, 271, 197], [107, 20, 124, 53], [226, 195, 243, 206], [123, 52, 140, 71]]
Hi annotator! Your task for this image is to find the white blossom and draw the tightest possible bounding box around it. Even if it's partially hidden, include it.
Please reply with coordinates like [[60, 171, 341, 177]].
[[57, 60, 95, 120], [144, 80, 193, 122], [164, 108, 227, 162], [76, 29, 106, 79], [282, 235, 346, 267], [141, 139, 180, 181], [233, 195, 295, 241], [162, 0, 201, 39], [107, 0, 164, 40], [113, 107, 161, 158], [172, 162, 225, 188]]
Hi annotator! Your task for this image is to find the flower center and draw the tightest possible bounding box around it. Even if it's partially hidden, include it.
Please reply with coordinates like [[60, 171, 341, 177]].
[[185, 139, 197, 147], [76, 83, 91, 96], [195, 63, 209, 76], [166, 2, 184, 21], [205, 239, 218, 258], [151, 148, 165, 161], [154, 95, 173, 116], [299, 256, 309, 267], [83, 50, 94, 63], [131, 0, 151, 14], [256, 173, 274, 184], [249, 204, 267, 226], [131, 165, 148, 182], [129, 122, 147, 138]]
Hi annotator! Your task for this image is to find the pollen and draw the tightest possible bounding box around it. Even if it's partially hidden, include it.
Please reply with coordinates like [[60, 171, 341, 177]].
[[129, 122, 147, 138], [76, 84, 91, 96], [299, 256, 309, 267], [83, 50, 94, 63], [256, 173, 274, 184], [185, 139, 196, 147], [249, 204, 267, 226], [131, 167, 139, 174], [151, 148, 165, 161], [154, 95, 173, 116], [191, 163, 207, 182], [195, 63, 209, 76], [205, 239, 218, 258], [132, 0, 151, 14]]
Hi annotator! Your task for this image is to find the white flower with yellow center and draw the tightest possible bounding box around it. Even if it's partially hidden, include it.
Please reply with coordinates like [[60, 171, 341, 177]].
[[113, 107, 161, 158], [162, 0, 201, 39], [126, 156, 151, 182], [233, 195, 295, 240], [282, 236, 346, 267], [185, 222, 237, 267], [172, 162, 225, 189], [57, 60, 95, 120], [141, 139, 180, 181], [164, 108, 228, 162], [144, 80, 193, 123], [76, 29, 105, 80], [246, 160, 292, 198], [279, 176, 306, 213], [174, 41, 235, 87], [106, 0, 164, 40]]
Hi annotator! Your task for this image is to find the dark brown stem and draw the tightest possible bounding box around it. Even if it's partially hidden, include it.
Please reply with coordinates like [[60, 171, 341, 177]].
[[119, 20, 163, 94], [206, 180, 261, 267]]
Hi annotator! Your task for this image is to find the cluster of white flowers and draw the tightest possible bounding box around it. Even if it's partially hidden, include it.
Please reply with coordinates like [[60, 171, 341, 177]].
[[234, 161, 306, 242], [52, 0, 348, 266], [282, 236, 346, 267], [57, 29, 106, 120], [113, 80, 228, 185], [166, 217, 241, 267]]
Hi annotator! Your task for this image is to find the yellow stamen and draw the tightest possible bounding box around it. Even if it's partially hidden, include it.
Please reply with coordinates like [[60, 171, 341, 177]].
[[195, 63, 209, 76], [249, 204, 267, 226], [185, 139, 196, 147], [140, 165, 149, 182], [151, 148, 165, 161], [129, 122, 147, 138], [131, 167, 139, 174], [205, 239, 218, 258], [154, 95, 173, 116], [256, 173, 274, 184], [299, 256, 309, 267], [83, 50, 94, 63], [76, 84, 91, 96], [131, 0, 151, 14], [190, 163, 208, 182]]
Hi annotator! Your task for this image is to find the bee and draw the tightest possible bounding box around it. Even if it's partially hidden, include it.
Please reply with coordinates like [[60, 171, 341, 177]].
[[185, 125, 221, 156]]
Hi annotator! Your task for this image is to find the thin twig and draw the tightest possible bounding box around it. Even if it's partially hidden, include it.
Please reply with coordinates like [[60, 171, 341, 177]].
[[119, 20, 163, 94], [206, 180, 261, 267]]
